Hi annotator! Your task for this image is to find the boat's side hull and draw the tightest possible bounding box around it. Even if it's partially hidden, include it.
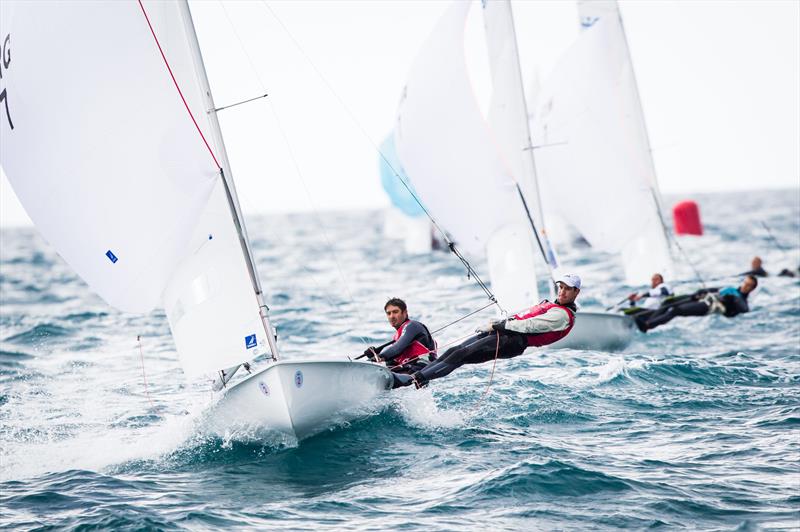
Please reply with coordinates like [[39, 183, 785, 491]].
[[548, 311, 634, 351], [211, 360, 392, 441]]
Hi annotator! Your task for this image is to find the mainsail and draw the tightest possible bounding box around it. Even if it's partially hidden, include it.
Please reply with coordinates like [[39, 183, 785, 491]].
[[0, 1, 270, 376], [394, 1, 541, 310], [532, 0, 673, 284]]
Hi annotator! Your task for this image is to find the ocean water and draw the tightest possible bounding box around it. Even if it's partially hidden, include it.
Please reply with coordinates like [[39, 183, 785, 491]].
[[1, 189, 798, 530]]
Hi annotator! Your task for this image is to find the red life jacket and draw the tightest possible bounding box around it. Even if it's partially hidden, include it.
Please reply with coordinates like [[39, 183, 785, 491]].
[[392, 320, 436, 365], [511, 301, 576, 347]]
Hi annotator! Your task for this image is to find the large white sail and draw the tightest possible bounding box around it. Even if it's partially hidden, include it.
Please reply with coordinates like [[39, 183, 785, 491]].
[[0, 1, 216, 313], [0, 1, 267, 375], [394, 1, 540, 309], [532, 1, 673, 284], [482, 0, 545, 237]]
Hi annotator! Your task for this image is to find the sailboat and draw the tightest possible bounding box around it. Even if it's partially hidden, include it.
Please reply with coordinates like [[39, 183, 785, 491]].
[[0, 0, 391, 441], [531, 0, 675, 286], [393, 0, 633, 351]]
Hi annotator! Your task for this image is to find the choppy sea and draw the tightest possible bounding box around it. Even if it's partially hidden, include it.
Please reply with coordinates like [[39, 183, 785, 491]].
[[1, 189, 798, 530]]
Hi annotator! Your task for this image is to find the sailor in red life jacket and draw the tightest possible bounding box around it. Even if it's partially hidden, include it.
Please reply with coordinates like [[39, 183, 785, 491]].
[[394, 274, 581, 389], [363, 298, 437, 382]]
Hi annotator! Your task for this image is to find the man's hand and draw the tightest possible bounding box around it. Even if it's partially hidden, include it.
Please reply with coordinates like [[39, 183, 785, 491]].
[[362, 347, 379, 361], [475, 319, 504, 334], [628, 292, 640, 302]]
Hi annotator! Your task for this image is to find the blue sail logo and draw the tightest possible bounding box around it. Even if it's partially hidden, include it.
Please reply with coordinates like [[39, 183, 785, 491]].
[[245, 334, 257, 349], [581, 16, 600, 28]]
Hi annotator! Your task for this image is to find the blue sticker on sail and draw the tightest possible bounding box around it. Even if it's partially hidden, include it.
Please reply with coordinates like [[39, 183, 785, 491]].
[[245, 334, 257, 349], [105, 250, 118, 263], [294, 370, 303, 388], [581, 16, 600, 28]]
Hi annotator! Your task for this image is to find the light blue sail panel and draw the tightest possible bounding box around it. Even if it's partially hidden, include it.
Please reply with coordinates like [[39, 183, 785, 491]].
[[379, 133, 425, 217]]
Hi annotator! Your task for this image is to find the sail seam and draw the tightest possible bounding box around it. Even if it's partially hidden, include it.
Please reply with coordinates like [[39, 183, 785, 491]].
[[137, 0, 221, 170]]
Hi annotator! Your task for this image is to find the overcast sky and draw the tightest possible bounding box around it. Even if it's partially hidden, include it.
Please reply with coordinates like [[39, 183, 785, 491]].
[[1, 0, 798, 226]]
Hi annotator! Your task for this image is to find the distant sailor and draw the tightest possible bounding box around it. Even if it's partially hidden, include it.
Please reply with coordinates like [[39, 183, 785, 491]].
[[636, 275, 757, 332], [626, 273, 674, 310], [363, 298, 437, 382], [741, 255, 797, 278], [394, 274, 581, 389], [742, 256, 768, 277]]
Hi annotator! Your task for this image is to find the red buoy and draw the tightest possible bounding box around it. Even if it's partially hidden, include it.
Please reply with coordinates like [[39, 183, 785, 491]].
[[673, 200, 703, 236]]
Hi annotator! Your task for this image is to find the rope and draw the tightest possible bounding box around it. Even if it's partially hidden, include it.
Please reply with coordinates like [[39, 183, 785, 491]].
[[137, 335, 155, 408], [468, 330, 501, 413], [137, 0, 221, 170], [670, 234, 707, 288]]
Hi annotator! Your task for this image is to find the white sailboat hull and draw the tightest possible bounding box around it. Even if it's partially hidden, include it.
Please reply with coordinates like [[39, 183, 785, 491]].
[[549, 311, 634, 351], [211, 360, 393, 441]]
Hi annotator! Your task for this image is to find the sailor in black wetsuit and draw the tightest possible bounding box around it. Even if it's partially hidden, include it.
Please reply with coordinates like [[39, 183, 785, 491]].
[[742, 256, 768, 277], [636, 275, 757, 332], [363, 298, 436, 381], [741, 255, 797, 278]]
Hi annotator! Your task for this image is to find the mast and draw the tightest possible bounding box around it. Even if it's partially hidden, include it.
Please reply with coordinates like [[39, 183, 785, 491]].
[[177, 0, 279, 361]]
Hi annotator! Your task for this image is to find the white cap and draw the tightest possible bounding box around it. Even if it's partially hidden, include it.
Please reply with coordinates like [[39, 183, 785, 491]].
[[556, 273, 581, 289]]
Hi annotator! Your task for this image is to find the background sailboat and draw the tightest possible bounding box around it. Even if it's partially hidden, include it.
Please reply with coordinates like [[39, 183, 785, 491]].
[[0, 0, 390, 441], [531, 0, 675, 286], [393, 0, 633, 351]]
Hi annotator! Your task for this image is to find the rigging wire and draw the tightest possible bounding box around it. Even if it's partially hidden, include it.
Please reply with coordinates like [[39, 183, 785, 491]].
[[136, 335, 155, 408], [217, 1, 373, 341], [213, 93, 269, 113], [667, 231, 706, 289], [430, 301, 497, 335], [761, 221, 789, 259], [256, 0, 502, 314]]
